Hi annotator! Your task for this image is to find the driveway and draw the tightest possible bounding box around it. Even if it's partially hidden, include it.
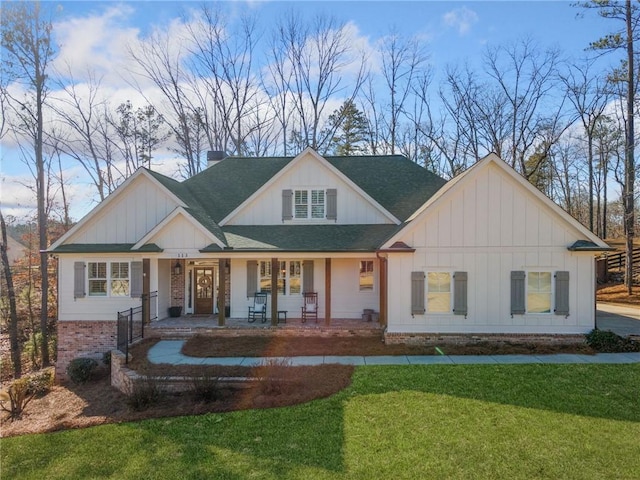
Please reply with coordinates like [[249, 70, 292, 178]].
[[596, 303, 640, 337]]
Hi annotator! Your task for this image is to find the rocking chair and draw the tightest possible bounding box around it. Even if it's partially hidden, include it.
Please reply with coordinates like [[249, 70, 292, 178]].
[[248, 292, 268, 323], [301, 292, 318, 323]]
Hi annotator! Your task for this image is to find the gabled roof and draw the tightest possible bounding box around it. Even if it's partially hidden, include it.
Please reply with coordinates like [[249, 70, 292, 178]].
[[383, 153, 611, 250], [326, 155, 447, 221], [52, 149, 448, 253]]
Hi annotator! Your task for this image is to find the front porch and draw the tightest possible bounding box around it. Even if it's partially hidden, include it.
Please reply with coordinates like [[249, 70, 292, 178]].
[[147, 314, 383, 338]]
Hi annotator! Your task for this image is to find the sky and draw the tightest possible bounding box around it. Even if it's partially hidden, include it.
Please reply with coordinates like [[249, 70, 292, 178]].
[[0, 1, 619, 223]]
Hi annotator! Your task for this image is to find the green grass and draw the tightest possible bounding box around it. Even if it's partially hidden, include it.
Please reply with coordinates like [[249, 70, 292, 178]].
[[2, 364, 639, 479]]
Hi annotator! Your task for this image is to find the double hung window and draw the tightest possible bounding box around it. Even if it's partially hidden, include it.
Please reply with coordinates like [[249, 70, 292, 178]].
[[294, 189, 325, 219], [88, 261, 130, 297]]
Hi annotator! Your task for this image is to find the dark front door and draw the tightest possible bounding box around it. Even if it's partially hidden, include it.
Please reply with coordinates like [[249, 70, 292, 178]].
[[195, 267, 214, 314]]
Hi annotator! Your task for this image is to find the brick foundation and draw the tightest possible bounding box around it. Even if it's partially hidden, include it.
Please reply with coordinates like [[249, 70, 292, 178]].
[[384, 332, 586, 345], [56, 320, 117, 382]]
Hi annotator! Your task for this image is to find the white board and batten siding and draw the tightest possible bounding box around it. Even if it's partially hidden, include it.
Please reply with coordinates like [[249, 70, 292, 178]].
[[229, 258, 379, 319], [386, 161, 597, 335], [228, 152, 392, 226], [65, 174, 181, 245], [59, 255, 158, 322]]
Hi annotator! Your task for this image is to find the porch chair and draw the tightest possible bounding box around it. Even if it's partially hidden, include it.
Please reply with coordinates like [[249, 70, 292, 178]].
[[248, 292, 268, 323], [301, 292, 318, 323]]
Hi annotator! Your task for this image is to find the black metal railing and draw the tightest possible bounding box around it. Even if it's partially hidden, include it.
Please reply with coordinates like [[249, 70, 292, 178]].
[[117, 291, 158, 362]]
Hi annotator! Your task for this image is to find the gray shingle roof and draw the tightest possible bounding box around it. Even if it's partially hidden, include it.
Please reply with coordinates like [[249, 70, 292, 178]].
[[92, 152, 445, 253], [220, 224, 400, 252]]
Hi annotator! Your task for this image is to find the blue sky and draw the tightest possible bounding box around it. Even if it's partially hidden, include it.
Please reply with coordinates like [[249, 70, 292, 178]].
[[1, 1, 619, 221]]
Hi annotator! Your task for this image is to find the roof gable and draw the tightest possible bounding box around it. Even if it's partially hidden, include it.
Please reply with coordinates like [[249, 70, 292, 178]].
[[384, 153, 610, 249], [49, 169, 186, 251], [219, 148, 401, 225]]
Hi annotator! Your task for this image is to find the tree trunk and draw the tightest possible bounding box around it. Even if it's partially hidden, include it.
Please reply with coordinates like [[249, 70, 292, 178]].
[[0, 211, 22, 378], [624, 0, 635, 295]]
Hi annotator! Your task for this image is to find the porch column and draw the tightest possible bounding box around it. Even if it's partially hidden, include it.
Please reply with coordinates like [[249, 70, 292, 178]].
[[378, 256, 388, 327], [270, 257, 278, 326], [217, 259, 227, 326], [325, 258, 331, 325], [142, 258, 150, 324]]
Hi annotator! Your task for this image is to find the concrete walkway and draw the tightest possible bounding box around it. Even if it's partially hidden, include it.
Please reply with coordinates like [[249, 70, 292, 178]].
[[148, 340, 640, 366], [596, 302, 640, 337]]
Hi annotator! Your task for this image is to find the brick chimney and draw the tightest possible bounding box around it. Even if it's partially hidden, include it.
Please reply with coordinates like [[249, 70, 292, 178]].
[[207, 151, 227, 168]]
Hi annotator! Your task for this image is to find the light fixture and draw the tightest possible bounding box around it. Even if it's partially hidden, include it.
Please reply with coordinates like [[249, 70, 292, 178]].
[[173, 261, 182, 276]]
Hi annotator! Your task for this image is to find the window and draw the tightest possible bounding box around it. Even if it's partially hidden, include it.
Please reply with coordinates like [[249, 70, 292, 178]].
[[110, 262, 130, 296], [260, 261, 272, 292], [359, 260, 374, 291], [294, 189, 325, 219], [260, 260, 302, 295], [527, 272, 552, 313], [427, 272, 451, 313], [88, 261, 130, 297], [88, 262, 107, 296]]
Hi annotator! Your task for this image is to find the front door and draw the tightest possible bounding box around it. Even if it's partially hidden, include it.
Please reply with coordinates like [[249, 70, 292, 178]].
[[195, 267, 214, 314]]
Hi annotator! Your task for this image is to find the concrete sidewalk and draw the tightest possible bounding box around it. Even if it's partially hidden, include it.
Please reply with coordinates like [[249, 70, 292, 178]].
[[148, 340, 640, 367]]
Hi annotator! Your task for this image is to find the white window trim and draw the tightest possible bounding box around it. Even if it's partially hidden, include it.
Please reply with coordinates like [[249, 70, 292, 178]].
[[358, 259, 376, 293], [259, 260, 303, 296], [525, 270, 554, 315], [87, 260, 131, 298], [425, 271, 453, 314], [292, 188, 326, 221]]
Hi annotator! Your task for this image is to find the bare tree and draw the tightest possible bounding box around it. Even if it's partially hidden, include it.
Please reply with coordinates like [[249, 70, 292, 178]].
[[560, 58, 611, 233], [127, 25, 203, 177], [368, 30, 428, 154], [0, 211, 21, 378], [581, 0, 637, 293], [1, 1, 57, 366], [271, 12, 367, 152], [186, 5, 264, 156]]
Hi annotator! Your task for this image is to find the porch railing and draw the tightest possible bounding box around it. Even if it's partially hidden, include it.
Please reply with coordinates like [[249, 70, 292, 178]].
[[116, 291, 158, 362]]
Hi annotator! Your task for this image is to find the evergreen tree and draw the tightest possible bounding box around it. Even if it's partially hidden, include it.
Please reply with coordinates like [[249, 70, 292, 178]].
[[325, 100, 370, 156]]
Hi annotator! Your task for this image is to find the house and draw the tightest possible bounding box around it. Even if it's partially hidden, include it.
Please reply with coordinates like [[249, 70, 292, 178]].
[[50, 148, 610, 376]]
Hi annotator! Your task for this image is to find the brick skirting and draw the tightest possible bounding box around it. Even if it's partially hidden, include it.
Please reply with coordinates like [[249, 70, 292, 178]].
[[56, 320, 117, 382], [384, 332, 586, 345]]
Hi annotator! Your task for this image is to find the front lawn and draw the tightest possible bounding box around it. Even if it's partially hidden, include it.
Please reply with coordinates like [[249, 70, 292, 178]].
[[2, 364, 639, 479]]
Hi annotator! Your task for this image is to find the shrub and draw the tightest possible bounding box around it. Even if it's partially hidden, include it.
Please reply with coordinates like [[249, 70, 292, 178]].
[[191, 372, 221, 402], [102, 351, 112, 366], [66, 357, 99, 384], [26, 367, 55, 396], [585, 329, 640, 353], [126, 375, 164, 411], [256, 358, 295, 396], [0, 378, 36, 420]]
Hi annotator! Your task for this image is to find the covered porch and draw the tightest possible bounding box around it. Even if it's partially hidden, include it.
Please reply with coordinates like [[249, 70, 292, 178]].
[[157, 254, 390, 328]]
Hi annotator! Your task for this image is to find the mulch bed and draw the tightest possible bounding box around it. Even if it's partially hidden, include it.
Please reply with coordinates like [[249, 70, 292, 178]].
[[180, 333, 596, 359]]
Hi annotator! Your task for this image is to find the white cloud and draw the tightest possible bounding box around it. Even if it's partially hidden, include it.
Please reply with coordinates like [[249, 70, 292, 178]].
[[53, 4, 141, 88], [443, 7, 478, 36]]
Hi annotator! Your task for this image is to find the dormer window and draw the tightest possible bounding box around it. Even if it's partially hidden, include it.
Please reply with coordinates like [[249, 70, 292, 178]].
[[295, 189, 325, 219], [282, 188, 336, 221]]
